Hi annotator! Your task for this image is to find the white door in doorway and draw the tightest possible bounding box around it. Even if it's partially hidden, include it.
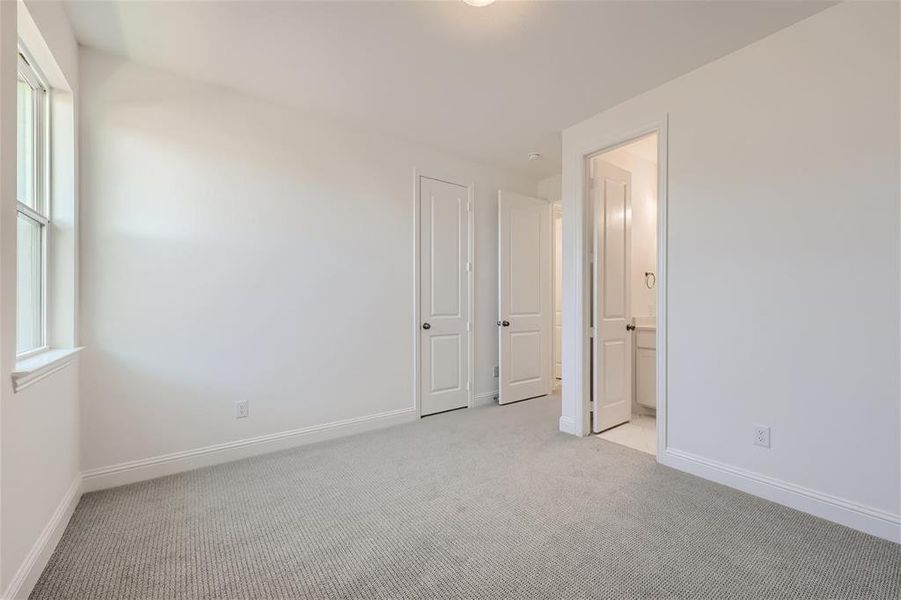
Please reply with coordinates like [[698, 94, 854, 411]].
[[420, 176, 471, 416], [553, 205, 563, 381], [498, 191, 552, 404], [592, 161, 632, 432]]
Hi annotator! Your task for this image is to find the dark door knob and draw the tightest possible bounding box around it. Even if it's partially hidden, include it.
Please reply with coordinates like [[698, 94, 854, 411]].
[[626, 323, 636, 331], [502, 320, 510, 327], [422, 323, 431, 330]]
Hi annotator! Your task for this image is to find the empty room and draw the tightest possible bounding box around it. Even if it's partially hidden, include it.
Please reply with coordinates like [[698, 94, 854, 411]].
[[1, 1, 899, 599]]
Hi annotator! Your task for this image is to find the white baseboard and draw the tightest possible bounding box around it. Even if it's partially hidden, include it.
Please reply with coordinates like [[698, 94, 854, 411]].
[[2, 475, 82, 600], [661, 448, 901, 543], [559, 415, 577, 435], [472, 390, 498, 406], [82, 407, 418, 492]]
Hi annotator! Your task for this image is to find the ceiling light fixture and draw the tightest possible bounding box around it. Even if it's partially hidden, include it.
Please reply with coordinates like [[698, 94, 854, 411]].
[[528, 152, 542, 161], [463, 0, 496, 7]]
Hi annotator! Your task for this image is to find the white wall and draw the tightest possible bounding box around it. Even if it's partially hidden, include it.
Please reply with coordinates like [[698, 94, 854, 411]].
[[1, 1, 81, 597], [598, 145, 657, 319], [562, 2, 900, 539], [538, 174, 561, 204], [1, 367, 79, 596], [78, 48, 540, 479], [0, 1, 17, 590]]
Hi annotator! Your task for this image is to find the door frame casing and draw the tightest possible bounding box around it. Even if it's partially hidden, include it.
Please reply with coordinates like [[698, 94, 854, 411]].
[[551, 202, 563, 388], [412, 170, 475, 417], [561, 115, 668, 461]]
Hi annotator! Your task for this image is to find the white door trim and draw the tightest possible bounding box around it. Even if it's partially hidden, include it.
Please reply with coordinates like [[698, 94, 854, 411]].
[[412, 170, 475, 417], [562, 116, 668, 461], [551, 202, 563, 387]]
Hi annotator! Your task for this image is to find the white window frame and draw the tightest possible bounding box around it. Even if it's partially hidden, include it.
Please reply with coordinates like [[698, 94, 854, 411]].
[[16, 48, 50, 360]]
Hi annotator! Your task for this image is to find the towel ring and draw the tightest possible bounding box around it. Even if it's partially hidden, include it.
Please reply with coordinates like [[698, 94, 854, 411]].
[[645, 272, 656, 289]]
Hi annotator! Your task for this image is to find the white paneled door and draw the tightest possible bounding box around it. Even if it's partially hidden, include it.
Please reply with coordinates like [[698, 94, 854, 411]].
[[420, 176, 471, 416], [498, 191, 552, 404], [553, 205, 563, 381], [592, 160, 633, 432]]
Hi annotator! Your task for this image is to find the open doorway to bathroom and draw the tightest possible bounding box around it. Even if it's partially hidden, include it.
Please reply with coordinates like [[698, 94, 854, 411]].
[[590, 133, 658, 455]]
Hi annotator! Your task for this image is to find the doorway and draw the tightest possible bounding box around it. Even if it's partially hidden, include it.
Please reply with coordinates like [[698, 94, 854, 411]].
[[416, 175, 474, 416], [589, 133, 659, 455]]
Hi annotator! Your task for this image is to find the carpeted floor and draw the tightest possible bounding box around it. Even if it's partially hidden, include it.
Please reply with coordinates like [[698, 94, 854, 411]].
[[32, 394, 901, 599]]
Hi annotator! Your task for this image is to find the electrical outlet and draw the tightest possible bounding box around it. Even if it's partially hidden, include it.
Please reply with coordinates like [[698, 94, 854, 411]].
[[236, 401, 249, 419], [493, 366, 499, 377], [753, 425, 770, 448]]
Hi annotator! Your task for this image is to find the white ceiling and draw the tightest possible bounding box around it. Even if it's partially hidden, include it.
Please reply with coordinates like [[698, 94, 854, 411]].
[[63, 1, 831, 178]]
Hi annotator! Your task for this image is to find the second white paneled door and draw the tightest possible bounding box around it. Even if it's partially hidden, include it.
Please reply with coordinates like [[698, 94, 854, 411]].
[[553, 205, 563, 381], [498, 191, 552, 404], [420, 176, 471, 416]]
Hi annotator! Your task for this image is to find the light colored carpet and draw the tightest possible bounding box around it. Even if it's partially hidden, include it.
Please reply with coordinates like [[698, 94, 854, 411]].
[[32, 394, 901, 599]]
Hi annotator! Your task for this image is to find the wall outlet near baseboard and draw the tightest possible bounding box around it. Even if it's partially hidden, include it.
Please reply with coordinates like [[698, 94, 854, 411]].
[[493, 366, 499, 377], [236, 401, 249, 419], [753, 425, 770, 448]]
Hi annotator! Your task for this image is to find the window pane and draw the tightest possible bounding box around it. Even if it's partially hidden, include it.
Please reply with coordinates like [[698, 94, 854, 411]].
[[17, 213, 43, 354], [17, 79, 35, 209]]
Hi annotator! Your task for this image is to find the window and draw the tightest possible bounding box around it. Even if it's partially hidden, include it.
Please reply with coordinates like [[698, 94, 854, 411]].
[[16, 51, 48, 357]]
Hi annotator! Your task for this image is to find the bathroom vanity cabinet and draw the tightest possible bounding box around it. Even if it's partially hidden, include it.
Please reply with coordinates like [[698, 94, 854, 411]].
[[635, 326, 656, 410]]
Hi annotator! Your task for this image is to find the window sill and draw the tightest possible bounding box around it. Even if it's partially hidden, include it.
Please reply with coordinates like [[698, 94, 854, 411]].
[[12, 347, 84, 393]]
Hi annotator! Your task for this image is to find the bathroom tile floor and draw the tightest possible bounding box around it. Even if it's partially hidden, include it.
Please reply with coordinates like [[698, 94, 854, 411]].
[[597, 414, 657, 455]]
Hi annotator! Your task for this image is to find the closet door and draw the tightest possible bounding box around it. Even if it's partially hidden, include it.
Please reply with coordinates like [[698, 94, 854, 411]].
[[420, 176, 470, 416], [498, 191, 552, 404]]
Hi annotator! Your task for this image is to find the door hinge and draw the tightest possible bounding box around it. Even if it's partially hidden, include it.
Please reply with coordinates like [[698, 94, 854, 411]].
[[467, 201, 472, 212], [465, 261, 472, 272], [466, 381, 471, 391], [466, 321, 472, 332]]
